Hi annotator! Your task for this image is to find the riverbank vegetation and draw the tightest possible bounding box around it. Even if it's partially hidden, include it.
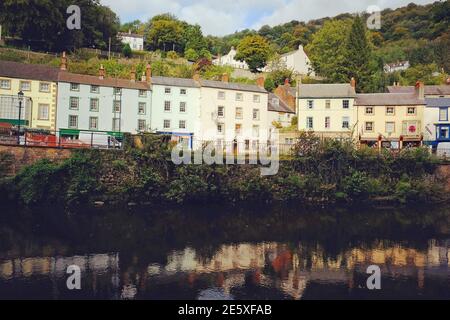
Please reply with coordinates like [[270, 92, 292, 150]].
[[0, 133, 448, 208]]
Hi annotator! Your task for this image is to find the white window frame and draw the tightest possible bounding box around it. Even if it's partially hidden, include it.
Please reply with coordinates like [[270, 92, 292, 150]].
[[38, 104, 50, 120], [89, 117, 98, 130], [90, 98, 99, 112], [68, 115, 78, 128], [138, 102, 146, 115], [70, 83, 80, 91]]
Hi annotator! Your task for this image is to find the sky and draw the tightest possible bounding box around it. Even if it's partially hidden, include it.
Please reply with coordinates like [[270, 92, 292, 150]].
[[101, 0, 438, 36]]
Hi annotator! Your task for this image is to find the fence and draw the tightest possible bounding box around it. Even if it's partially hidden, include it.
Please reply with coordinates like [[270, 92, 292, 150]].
[[190, 139, 296, 156], [0, 128, 123, 150]]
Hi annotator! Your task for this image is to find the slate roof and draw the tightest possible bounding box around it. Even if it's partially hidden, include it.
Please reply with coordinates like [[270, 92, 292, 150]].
[[152, 76, 200, 88], [268, 93, 295, 113], [387, 85, 450, 95], [0, 60, 59, 82], [425, 97, 450, 108], [200, 79, 267, 93], [58, 71, 151, 90], [298, 84, 356, 98], [355, 93, 425, 106]]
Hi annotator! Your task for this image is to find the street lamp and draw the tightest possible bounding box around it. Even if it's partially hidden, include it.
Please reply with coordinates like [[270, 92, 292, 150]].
[[17, 90, 24, 145]]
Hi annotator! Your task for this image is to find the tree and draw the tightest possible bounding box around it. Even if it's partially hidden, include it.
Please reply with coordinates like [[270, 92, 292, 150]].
[[184, 48, 199, 61], [306, 19, 352, 82], [122, 44, 132, 58], [145, 14, 183, 52], [344, 15, 373, 92], [0, 0, 120, 52], [235, 35, 271, 73]]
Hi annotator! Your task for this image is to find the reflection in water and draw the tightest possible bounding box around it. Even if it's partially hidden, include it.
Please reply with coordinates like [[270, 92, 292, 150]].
[[0, 240, 449, 300], [0, 204, 449, 299]]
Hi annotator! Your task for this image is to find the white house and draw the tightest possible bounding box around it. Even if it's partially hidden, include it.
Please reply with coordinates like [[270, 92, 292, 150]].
[[118, 31, 144, 51], [383, 61, 410, 73], [212, 47, 249, 70], [196, 74, 270, 153], [149, 74, 201, 149], [298, 80, 357, 139], [264, 45, 315, 76]]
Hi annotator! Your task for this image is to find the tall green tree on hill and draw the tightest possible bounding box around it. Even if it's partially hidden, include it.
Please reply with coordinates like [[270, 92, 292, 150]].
[[344, 15, 374, 92], [306, 19, 352, 83], [235, 35, 271, 73]]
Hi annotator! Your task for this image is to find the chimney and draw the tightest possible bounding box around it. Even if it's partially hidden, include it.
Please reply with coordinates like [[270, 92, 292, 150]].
[[221, 73, 229, 83], [193, 71, 200, 82], [99, 64, 105, 80], [130, 67, 136, 82], [145, 64, 152, 85], [60, 51, 67, 71], [415, 81, 424, 99], [446, 77, 450, 85], [284, 78, 290, 86], [256, 76, 265, 88], [350, 77, 356, 89], [141, 72, 146, 82]]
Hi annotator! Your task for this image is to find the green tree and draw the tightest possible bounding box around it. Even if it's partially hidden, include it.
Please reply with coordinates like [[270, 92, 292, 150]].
[[145, 14, 184, 52], [122, 43, 132, 58], [184, 48, 199, 61], [344, 15, 373, 92], [235, 35, 271, 73], [306, 19, 352, 82]]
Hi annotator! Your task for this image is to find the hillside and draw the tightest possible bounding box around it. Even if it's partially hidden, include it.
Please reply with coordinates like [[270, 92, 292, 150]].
[[0, 0, 448, 91]]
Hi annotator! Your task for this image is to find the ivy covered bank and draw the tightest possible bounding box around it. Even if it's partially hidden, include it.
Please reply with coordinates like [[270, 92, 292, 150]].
[[0, 133, 448, 209]]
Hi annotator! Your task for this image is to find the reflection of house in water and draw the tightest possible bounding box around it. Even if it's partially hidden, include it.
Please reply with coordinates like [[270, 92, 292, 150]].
[[1, 240, 448, 299], [144, 240, 450, 299], [0, 253, 120, 299]]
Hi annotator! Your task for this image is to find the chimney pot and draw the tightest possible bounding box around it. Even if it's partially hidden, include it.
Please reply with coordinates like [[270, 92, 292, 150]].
[[256, 76, 265, 88], [130, 67, 136, 82], [193, 71, 200, 82], [99, 64, 105, 80], [60, 51, 68, 71], [145, 64, 152, 85], [415, 81, 425, 99], [221, 73, 229, 83]]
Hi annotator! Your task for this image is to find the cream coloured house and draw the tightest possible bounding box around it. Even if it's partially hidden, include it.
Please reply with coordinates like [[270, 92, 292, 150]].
[[356, 83, 426, 149], [297, 80, 357, 139], [388, 83, 450, 147], [0, 60, 59, 130]]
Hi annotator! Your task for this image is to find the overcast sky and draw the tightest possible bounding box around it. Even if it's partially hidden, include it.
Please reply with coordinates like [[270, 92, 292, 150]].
[[102, 0, 437, 36]]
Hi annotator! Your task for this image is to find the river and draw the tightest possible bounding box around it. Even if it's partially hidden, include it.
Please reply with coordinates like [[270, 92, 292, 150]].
[[0, 204, 449, 300]]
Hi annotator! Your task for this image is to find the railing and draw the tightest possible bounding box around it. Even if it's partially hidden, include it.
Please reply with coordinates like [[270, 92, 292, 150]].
[[190, 139, 296, 156], [0, 128, 123, 150]]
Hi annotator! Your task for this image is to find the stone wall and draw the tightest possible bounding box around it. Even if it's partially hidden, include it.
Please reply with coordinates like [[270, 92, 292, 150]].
[[436, 164, 450, 192], [0, 145, 73, 176]]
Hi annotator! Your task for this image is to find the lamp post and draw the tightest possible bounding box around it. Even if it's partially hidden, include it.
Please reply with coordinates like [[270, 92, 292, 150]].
[[17, 90, 24, 145]]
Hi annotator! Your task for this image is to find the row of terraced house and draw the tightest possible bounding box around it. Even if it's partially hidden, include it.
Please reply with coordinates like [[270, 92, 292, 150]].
[[297, 78, 450, 150], [0, 55, 296, 151], [1, 54, 449, 151]]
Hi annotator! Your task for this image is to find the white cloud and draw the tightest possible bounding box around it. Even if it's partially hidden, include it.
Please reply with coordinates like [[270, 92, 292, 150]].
[[101, 0, 436, 36]]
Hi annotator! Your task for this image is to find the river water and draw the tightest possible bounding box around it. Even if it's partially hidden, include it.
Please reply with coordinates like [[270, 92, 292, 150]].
[[0, 204, 449, 300]]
